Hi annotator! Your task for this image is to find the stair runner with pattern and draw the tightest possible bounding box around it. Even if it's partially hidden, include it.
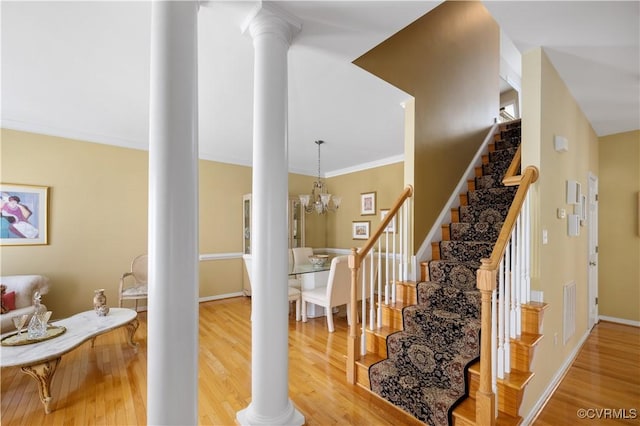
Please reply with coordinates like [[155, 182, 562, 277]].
[[368, 121, 522, 425]]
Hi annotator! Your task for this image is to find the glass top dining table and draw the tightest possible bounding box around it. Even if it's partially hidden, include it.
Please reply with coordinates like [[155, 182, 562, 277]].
[[288, 260, 333, 276]]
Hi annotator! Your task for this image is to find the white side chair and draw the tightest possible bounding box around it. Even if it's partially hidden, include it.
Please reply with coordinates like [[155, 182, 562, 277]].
[[292, 247, 314, 266], [243, 255, 301, 321], [119, 254, 148, 310], [300, 256, 348, 332], [288, 249, 301, 290]]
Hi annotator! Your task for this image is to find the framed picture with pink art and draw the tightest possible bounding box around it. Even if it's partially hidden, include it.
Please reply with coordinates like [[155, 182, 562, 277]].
[[1, 183, 49, 246]]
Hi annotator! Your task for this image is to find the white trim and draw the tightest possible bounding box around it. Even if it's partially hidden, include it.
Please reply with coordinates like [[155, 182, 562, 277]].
[[324, 154, 404, 178], [199, 292, 245, 303], [2, 119, 148, 152], [523, 330, 590, 424], [598, 315, 640, 327], [199, 252, 244, 261], [2, 120, 402, 178]]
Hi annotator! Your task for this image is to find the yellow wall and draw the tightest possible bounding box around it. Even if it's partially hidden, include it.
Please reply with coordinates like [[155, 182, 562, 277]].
[[598, 130, 640, 322], [353, 0, 499, 249], [0, 129, 406, 318], [0, 129, 254, 318], [521, 48, 600, 417], [325, 163, 404, 249]]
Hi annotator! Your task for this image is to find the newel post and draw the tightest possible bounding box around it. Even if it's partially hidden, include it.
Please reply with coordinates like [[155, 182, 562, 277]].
[[476, 259, 497, 426], [346, 248, 360, 384]]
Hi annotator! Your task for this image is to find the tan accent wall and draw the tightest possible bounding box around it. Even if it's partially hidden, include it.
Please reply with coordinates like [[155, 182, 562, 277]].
[[353, 0, 499, 249], [0, 130, 267, 317], [325, 163, 404, 250], [598, 130, 640, 322], [520, 48, 600, 417], [0, 129, 405, 317]]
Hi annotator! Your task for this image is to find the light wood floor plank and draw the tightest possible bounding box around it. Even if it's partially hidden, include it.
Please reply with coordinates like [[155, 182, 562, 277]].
[[533, 321, 640, 425], [3, 299, 637, 425]]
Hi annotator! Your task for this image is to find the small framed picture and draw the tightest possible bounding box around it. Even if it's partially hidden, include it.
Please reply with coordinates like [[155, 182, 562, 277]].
[[360, 191, 376, 215], [380, 209, 396, 233], [352, 221, 370, 240], [1, 183, 49, 246]]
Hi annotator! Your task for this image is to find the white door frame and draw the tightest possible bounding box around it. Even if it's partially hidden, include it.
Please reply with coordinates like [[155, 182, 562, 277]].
[[588, 172, 599, 329]]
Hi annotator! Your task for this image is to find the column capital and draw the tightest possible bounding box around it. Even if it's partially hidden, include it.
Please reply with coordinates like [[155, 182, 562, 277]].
[[242, 1, 301, 45]]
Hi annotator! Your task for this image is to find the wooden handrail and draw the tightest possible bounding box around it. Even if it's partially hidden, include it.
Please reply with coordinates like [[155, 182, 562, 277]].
[[346, 184, 413, 384], [502, 145, 522, 181], [481, 165, 539, 272], [351, 185, 414, 265], [475, 162, 539, 425]]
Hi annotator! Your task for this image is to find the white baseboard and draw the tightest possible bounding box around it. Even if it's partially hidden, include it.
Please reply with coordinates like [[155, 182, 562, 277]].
[[599, 315, 640, 327], [199, 292, 244, 303], [522, 329, 590, 425]]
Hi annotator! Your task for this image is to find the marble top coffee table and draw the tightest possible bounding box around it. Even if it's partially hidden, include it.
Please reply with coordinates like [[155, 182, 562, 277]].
[[0, 308, 139, 414]]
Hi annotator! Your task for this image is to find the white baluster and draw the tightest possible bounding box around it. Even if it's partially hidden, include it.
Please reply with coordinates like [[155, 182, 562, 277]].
[[377, 242, 382, 328], [398, 204, 404, 285], [491, 288, 498, 398], [524, 193, 531, 303], [497, 256, 505, 380], [361, 254, 367, 355], [509, 232, 517, 340], [385, 229, 390, 305], [515, 215, 522, 336], [392, 213, 397, 304], [504, 240, 512, 374], [369, 250, 375, 330]]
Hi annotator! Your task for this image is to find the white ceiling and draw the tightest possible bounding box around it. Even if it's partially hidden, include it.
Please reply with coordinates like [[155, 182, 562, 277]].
[[2, 1, 638, 177]]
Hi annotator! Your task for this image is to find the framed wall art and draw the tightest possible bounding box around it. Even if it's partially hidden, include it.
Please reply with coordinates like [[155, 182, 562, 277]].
[[1, 183, 49, 245], [380, 209, 396, 233], [360, 191, 376, 215], [352, 221, 370, 240]]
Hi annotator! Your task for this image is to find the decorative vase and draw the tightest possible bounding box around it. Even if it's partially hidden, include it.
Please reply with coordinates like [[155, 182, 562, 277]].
[[93, 289, 110, 317]]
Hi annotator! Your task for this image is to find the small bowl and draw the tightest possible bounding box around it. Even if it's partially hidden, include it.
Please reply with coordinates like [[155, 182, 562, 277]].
[[308, 255, 329, 266]]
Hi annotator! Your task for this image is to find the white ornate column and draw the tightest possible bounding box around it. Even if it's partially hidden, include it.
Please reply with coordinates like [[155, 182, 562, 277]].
[[236, 3, 304, 426], [148, 1, 199, 424]]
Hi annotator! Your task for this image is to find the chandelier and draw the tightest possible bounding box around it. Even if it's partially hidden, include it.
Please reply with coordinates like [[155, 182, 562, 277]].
[[299, 140, 341, 214]]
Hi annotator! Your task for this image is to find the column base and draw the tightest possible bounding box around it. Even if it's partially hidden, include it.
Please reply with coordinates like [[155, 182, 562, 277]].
[[236, 400, 305, 426]]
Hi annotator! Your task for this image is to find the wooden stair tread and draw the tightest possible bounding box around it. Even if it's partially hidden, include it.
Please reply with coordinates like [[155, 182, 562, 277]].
[[396, 280, 417, 288], [384, 301, 410, 311], [513, 332, 543, 348], [356, 353, 386, 368], [522, 301, 549, 312], [452, 398, 522, 426], [367, 325, 398, 339], [468, 361, 534, 390]]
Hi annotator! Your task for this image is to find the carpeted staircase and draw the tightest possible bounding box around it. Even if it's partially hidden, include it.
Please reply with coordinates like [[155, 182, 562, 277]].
[[368, 121, 522, 425]]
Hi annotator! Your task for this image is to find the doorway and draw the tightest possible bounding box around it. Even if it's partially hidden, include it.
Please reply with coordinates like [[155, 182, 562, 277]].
[[588, 172, 599, 330]]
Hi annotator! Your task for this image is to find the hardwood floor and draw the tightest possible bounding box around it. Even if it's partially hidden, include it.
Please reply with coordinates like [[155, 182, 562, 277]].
[[1, 297, 421, 426], [2, 299, 638, 425], [533, 321, 640, 425]]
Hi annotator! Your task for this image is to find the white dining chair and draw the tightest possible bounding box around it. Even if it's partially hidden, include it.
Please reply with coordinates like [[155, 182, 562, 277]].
[[301, 255, 376, 332], [292, 247, 314, 266]]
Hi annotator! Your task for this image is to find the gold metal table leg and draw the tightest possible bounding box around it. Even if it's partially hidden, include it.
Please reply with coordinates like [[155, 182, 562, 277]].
[[126, 318, 139, 352], [21, 357, 61, 414]]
